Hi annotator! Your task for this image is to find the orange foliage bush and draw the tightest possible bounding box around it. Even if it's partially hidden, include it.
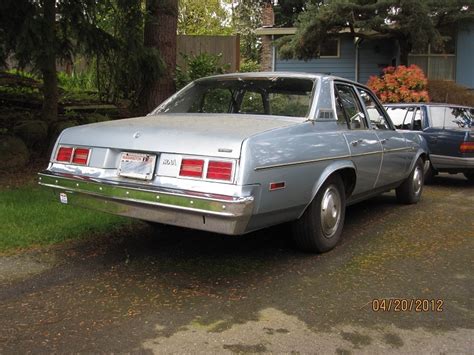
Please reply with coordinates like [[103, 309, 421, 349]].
[[367, 65, 430, 103]]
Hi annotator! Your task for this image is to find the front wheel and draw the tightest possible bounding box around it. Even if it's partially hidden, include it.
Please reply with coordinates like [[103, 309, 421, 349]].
[[396, 157, 424, 204], [292, 175, 346, 253]]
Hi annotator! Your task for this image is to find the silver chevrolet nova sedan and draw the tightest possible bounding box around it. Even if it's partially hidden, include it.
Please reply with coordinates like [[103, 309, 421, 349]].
[[39, 73, 428, 252]]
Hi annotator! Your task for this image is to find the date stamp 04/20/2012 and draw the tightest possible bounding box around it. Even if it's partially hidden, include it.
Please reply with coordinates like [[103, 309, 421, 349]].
[[371, 299, 444, 312]]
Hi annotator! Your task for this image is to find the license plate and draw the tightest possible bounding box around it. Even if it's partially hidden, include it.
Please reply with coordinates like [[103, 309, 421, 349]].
[[119, 152, 156, 180]]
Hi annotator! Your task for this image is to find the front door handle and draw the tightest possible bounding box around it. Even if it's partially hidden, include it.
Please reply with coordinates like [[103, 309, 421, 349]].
[[380, 138, 388, 145], [350, 139, 363, 146]]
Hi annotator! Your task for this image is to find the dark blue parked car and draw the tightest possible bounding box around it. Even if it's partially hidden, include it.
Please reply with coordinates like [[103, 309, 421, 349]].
[[384, 103, 474, 182]]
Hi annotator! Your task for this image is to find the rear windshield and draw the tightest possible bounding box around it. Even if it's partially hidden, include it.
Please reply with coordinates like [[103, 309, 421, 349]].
[[155, 77, 316, 118], [429, 106, 473, 128]]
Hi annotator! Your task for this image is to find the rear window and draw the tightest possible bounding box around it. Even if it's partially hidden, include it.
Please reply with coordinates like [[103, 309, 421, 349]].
[[155, 76, 315, 118], [429, 106, 473, 128]]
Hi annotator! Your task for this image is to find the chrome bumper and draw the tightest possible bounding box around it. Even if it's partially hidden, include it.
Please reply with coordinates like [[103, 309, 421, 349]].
[[38, 171, 255, 235], [430, 155, 474, 170]]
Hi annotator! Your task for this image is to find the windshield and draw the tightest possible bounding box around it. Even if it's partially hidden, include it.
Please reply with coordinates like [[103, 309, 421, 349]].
[[154, 76, 316, 118]]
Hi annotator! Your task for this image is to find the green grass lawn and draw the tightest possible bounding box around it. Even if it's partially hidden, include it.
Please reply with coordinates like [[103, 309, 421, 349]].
[[0, 184, 134, 252]]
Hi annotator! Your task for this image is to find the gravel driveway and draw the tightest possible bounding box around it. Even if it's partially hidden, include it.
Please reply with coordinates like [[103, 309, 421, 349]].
[[0, 174, 473, 353]]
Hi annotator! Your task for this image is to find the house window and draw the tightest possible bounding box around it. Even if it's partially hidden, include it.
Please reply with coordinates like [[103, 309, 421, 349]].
[[320, 39, 340, 58], [408, 39, 456, 81]]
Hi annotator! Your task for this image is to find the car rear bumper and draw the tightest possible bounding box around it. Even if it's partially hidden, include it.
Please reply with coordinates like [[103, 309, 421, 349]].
[[430, 154, 474, 171], [38, 171, 255, 235]]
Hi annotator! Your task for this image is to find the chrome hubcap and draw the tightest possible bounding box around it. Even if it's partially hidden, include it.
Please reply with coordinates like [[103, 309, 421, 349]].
[[320, 186, 341, 238], [413, 166, 422, 195]]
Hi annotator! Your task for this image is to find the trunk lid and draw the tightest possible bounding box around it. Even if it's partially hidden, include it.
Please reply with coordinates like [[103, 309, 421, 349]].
[[58, 113, 300, 158]]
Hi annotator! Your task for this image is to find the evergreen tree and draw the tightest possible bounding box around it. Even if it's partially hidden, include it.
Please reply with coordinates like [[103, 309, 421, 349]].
[[274, 0, 307, 27], [277, 0, 474, 65], [0, 0, 117, 122]]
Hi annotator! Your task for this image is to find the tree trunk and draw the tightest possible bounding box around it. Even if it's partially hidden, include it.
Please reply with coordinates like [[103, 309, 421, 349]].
[[141, 0, 178, 113], [40, 0, 58, 123]]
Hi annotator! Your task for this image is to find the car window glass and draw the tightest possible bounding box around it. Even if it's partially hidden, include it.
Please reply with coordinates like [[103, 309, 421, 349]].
[[357, 88, 391, 129], [156, 77, 315, 118], [429, 107, 445, 127], [386, 107, 414, 129], [199, 88, 232, 113], [335, 84, 366, 129], [268, 92, 311, 117], [413, 108, 423, 130], [334, 94, 349, 128], [240, 91, 265, 114], [443, 107, 473, 128]]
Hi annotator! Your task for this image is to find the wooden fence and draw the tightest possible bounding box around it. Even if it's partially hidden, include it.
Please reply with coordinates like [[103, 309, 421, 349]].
[[177, 35, 240, 72]]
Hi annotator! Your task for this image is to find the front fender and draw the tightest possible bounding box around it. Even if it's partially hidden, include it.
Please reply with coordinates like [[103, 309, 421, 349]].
[[298, 160, 356, 219]]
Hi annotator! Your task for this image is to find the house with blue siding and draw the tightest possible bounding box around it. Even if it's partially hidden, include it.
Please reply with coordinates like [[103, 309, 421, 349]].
[[257, 5, 474, 89]]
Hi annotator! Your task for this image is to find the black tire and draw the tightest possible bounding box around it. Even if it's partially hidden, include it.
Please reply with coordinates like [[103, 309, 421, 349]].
[[423, 159, 436, 184], [292, 175, 346, 253], [396, 157, 424, 204], [464, 172, 474, 182]]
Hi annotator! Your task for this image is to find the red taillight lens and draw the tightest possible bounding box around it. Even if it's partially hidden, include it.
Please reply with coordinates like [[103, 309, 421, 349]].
[[179, 159, 204, 177], [206, 161, 233, 181], [56, 147, 73, 162], [460, 142, 474, 153], [72, 148, 90, 165]]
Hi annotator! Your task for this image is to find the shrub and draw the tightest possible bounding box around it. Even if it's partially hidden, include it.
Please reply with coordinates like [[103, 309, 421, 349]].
[[367, 65, 429, 103], [13, 120, 48, 149], [428, 80, 474, 106], [176, 53, 230, 90], [58, 71, 97, 92], [239, 59, 260, 73], [0, 135, 29, 170]]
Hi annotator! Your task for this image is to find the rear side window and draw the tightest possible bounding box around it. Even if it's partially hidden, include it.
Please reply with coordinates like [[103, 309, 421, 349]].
[[386, 107, 415, 129], [444, 107, 473, 128], [429, 107, 446, 127], [429, 106, 473, 128]]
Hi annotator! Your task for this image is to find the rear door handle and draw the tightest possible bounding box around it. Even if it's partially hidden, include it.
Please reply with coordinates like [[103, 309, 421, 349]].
[[380, 138, 387, 145]]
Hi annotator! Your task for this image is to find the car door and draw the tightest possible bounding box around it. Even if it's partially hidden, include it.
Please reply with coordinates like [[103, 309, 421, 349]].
[[334, 83, 382, 196], [356, 87, 410, 186]]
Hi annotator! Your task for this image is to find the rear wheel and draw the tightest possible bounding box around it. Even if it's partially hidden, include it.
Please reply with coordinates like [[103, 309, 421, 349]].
[[464, 172, 474, 182], [292, 175, 346, 253], [396, 158, 424, 204]]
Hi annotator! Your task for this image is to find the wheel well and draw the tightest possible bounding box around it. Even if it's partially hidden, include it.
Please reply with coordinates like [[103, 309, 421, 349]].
[[419, 153, 428, 163], [332, 168, 356, 198]]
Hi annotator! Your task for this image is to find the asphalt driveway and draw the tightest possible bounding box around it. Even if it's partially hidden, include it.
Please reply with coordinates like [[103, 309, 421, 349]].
[[0, 174, 473, 353]]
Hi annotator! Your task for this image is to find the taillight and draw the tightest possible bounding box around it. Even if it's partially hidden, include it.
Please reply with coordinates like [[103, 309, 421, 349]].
[[206, 161, 233, 181], [56, 147, 73, 162], [179, 159, 204, 177], [72, 148, 90, 165], [460, 142, 474, 153]]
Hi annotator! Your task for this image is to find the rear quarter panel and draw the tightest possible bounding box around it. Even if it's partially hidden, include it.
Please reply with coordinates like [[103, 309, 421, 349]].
[[238, 121, 353, 231]]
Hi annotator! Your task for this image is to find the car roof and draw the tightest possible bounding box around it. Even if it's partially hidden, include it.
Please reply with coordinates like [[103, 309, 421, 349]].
[[195, 71, 364, 87], [384, 102, 473, 109]]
